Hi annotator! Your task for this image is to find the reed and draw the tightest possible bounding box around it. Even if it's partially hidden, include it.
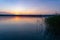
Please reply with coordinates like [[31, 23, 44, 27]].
[[45, 15, 60, 40]]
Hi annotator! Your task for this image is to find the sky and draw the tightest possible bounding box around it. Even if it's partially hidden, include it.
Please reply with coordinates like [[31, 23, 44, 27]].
[[0, 0, 60, 15]]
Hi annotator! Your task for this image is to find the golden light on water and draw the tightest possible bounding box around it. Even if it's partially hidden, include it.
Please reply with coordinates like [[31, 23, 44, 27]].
[[0, 16, 44, 24]]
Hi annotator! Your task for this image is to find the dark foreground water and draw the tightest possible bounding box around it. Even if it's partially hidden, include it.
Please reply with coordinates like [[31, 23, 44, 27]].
[[0, 16, 54, 40]]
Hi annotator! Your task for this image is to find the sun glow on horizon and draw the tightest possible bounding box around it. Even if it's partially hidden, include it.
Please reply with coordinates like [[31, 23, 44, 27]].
[[2, 9, 41, 15], [0, 10, 55, 15], [0, 0, 60, 15]]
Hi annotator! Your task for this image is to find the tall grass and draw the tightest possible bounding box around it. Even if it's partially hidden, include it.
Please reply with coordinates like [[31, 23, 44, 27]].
[[45, 15, 60, 40]]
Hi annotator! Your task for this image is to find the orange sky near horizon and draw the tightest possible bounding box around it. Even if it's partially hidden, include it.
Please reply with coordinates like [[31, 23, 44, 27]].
[[0, 0, 60, 15], [0, 9, 55, 15]]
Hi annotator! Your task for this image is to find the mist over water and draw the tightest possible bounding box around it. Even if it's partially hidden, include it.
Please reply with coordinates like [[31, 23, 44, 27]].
[[0, 16, 49, 40]]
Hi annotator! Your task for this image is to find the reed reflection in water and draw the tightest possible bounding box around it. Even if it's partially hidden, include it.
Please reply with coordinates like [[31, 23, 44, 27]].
[[0, 16, 46, 40]]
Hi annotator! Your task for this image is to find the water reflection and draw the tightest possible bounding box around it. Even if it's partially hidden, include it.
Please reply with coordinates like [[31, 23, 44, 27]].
[[0, 16, 43, 24], [0, 16, 46, 40]]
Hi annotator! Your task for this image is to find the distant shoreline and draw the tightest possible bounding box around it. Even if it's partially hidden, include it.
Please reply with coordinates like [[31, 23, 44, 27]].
[[0, 15, 59, 17]]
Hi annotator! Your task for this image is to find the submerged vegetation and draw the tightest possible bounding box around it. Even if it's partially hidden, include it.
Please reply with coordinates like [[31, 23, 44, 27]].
[[45, 15, 60, 40]]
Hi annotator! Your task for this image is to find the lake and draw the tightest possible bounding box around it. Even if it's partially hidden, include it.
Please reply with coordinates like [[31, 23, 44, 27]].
[[0, 16, 53, 40]]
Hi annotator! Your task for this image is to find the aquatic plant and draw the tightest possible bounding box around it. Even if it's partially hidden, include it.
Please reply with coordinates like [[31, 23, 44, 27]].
[[45, 15, 60, 40]]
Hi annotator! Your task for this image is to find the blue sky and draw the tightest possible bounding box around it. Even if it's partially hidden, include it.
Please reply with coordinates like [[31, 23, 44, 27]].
[[0, 0, 60, 14]]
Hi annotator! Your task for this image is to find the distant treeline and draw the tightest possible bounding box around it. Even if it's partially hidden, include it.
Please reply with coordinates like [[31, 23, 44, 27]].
[[0, 14, 59, 17]]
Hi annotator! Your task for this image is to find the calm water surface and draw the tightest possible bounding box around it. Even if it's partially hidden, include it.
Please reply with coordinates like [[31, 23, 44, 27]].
[[0, 16, 51, 40]]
